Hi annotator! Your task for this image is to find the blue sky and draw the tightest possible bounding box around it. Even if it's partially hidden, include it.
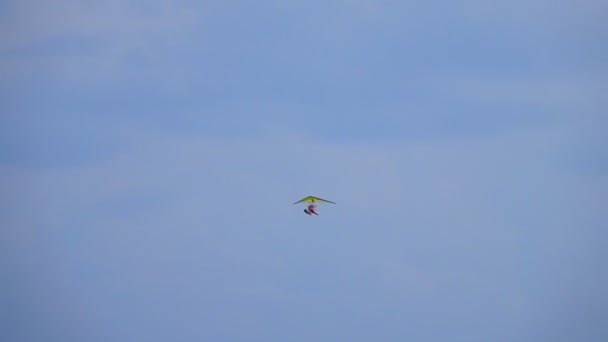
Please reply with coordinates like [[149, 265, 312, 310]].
[[1, 1, 606, 341]]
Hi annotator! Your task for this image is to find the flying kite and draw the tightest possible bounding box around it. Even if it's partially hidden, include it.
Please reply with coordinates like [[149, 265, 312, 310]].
[[293, 195, 337, 215]]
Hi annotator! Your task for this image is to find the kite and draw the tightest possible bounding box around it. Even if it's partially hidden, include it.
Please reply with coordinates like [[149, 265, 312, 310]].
[[293, 195, 336, 215]]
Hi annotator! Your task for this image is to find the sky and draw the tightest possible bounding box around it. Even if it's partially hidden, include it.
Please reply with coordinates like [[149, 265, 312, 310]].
[[1, 0, 607, 341]]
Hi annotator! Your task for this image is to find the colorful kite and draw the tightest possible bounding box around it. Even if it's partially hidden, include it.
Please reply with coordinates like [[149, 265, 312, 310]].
[[293, 195, 336, 215]]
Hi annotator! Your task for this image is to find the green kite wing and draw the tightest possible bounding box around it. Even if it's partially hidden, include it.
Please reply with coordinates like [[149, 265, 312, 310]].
[[293, 195, 337, 205]]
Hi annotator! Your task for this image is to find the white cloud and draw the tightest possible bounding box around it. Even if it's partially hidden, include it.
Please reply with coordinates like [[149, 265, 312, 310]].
[[1, 1, 202, 49], [0, 1, 205, 84]]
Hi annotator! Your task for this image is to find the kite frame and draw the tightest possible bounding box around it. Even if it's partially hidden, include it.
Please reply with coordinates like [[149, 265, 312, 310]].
[[293, 195, 337, 205]]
